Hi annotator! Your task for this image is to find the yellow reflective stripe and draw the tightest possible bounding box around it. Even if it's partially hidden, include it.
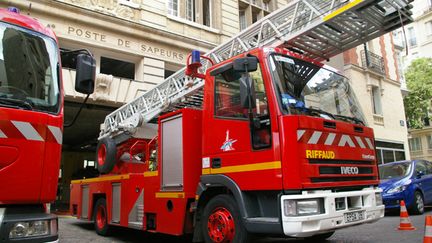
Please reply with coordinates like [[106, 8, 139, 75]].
[[71, 174, 130, 184], [144, 171, 158, 177], [202, 161, 281, 175], [323, 0, 364, 22], [155, 192, 185, 199]]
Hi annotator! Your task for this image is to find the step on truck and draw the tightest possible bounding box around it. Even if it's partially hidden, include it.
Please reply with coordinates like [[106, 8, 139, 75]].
[[0, 7, 95, 243], [70, 0, 413, 242]]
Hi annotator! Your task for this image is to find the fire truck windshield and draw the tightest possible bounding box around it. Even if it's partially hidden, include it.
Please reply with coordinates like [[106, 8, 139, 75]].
[[269, 54, 366, 125], [0, 21, 60, 113]]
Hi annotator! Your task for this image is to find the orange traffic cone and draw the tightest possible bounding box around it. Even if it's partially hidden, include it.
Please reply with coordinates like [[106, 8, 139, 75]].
[[398, 200, 416, 230], [424, 215, 432, 243]]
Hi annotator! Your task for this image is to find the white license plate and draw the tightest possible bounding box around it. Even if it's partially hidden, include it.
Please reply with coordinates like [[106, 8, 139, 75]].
[[344, 211, 364, 223]]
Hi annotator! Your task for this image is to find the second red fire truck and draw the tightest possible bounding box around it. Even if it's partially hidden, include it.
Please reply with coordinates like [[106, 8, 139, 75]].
[[0, 6, 95, 243], [70, 0, 413, 242]]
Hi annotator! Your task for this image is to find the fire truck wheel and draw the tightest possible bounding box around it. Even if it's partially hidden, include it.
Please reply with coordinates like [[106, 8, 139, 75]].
[[93, 198, 110, 236], [202, 194, 250, 243], [96, 137, 117, 174]]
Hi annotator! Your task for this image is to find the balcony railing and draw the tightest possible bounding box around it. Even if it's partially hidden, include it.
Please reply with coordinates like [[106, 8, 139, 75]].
[[361, 50, 385, 75]]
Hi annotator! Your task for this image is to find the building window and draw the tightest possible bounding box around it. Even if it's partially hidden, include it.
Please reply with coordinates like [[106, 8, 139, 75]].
[[409, 137, 422, 152], [376, 141, 406, 164], [60, 49, 77, 70], [203, 0, 211, 27], [186, 0, 196, 21], [427, 135, 432, 149], [408, 27, 417, 47], [393, 31, 405, 47], [164, 69, 176, 79], [263, 0, 270, 11], [426, 21, 432, 37], [239, 10, 247, 31], [167, 0, 179, 16], [252, 9, 259, 24], [371, 86, 382, 115], [100, 57, 135, 80]]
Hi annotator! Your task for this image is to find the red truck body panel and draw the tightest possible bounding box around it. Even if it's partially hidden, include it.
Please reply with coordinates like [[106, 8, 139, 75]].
[[71, 109, 203, 236]]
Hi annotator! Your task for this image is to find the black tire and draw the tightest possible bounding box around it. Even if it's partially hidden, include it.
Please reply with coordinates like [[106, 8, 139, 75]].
[[305, 231, 335, 242], [201, 194, 250, 243], [93, 198, 110, 236], [96, 137, 117, 174], [411, 191, 424, 215]]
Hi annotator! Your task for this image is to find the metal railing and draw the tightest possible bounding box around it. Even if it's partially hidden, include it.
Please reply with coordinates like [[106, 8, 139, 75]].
[[361, 50, 385, 75]]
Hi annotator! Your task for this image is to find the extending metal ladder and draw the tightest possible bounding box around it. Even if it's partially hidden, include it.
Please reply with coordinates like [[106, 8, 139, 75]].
[[99, 0, 413, 140]]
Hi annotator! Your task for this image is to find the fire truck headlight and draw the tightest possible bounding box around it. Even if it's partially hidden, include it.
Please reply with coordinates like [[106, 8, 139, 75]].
[[375, 192, 383, 206], [9, 219, 57, 239], [284, 198, 324, 216]]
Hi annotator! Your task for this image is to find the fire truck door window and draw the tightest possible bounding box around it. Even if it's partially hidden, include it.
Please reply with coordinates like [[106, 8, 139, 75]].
[[214, 69, 247, 119], [251, 69, 271, 149], [214, 65, 271, 149]]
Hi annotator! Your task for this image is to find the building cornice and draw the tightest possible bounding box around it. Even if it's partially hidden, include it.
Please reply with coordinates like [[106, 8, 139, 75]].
[[7, 0, 218, 51], [346, 64, 402, 87], [409, 126, 432, 133]]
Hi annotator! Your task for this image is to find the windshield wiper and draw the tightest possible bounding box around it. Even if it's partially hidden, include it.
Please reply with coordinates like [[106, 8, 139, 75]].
[[290, 105, 335, 119], [291, 105, 364, 125], [0, 97, 33, 110], [333, 114, 364, 125]]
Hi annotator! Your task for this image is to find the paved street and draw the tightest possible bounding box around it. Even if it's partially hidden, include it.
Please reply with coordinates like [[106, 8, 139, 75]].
[[58, 207, 432, 242]]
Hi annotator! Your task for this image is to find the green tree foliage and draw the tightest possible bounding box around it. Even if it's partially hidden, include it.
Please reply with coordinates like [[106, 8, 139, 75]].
[[404, 58, 432, 128]]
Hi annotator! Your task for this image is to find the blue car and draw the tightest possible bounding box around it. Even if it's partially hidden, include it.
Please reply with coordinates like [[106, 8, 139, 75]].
[[378, 160, 432, 215]]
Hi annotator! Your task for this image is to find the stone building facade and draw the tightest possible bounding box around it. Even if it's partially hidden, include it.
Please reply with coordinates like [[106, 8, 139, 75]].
[[336, 39, 409, 164], [391, 0, 432, 162]]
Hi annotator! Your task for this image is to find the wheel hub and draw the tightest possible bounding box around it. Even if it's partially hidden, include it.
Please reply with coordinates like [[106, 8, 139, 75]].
[[97, 144, 106, 166], [96, 205, 106, 229], [417, 194, 424, 212], [207, 207, 235, 242]]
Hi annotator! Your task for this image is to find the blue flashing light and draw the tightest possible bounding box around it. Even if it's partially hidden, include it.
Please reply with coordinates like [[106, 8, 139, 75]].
[[191, 50, 201, 64], [7, 7, 20, 14]]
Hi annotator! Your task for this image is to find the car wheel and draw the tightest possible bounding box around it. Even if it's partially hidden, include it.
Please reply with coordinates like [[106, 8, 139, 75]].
[[412, 191, 424, 215]]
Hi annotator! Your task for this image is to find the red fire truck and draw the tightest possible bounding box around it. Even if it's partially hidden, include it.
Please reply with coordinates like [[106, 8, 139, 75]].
[[70, 0, 412, 242], [0, 7, 95, 242]]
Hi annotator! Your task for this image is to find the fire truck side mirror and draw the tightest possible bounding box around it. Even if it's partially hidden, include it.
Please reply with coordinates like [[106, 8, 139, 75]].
[[75, 54, 96, 94], [233, 56, 258, 73]]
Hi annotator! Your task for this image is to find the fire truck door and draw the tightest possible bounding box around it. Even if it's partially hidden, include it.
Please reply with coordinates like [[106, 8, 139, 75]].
[[203, 64, 281, 190]]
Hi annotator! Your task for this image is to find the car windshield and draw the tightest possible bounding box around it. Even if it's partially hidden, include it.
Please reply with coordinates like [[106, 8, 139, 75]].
[[269, 54, 366, 125], [0, 21, 60, 113], [379, 162, 412, 180]]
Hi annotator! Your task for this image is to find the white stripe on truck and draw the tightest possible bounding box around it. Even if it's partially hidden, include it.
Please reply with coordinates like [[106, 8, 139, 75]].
[[12, 121, 44, 141]]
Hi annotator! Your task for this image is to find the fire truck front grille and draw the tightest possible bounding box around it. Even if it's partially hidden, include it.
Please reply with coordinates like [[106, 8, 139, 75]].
[[311, 176, 376, 183], [307, 159, 377, 184], [319, 167, 373, 175], [308, 159, 373, 165]]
